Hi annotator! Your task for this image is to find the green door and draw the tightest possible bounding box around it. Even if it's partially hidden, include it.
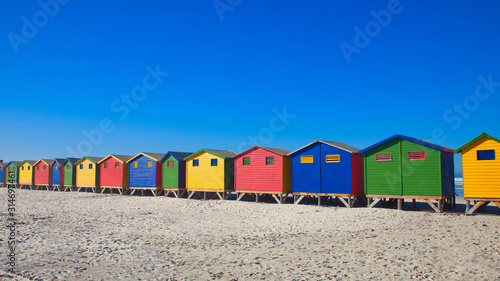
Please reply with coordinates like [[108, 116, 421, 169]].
[[364, 138, 402, 195], [401, 140, 441, 196], [162, 156, 179, 189], [63, 164, 73, 186]]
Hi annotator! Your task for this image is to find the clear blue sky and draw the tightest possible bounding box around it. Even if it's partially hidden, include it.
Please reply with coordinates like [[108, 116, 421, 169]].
[[2, 1, 500, 176]]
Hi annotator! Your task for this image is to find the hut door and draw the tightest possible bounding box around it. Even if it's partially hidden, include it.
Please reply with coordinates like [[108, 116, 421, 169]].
[[401, 140, 441, 196], [53, 164, 60, 185]]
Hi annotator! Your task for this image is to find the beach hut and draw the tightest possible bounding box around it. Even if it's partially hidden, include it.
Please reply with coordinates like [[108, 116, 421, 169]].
[[33, 159, 52, 190], [234, 146, 291, 204], [75, 157, 102, 192], [50, 158, 66, 191], [62, 158, 79, 191], [159, 151, 192, 198], [98, 155, 132, 195], [358, 134, 454, 212], [19, 160, 37, 188], [0, 161, 5, 186], [289, 140, 364, 207], [4, 161, 22, 186], [127, 153, 166, 196], [184, 149, 237, 200], [455, 132, 500, 215]]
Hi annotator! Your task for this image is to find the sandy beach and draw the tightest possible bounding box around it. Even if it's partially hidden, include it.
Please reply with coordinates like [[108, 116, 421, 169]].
[[1, 189, 500, 280]]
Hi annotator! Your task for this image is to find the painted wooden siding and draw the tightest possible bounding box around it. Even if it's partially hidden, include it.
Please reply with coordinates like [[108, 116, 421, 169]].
[[462, 137, 500, 198], [162, 155, 184, 189], [129, 155, 159, 188], [364, 138, 402, 195], [76, 159, 99, 187], [351, 154, 364, 194], [100, 158, 127, 187], [186, 152, 226, 190], [401, 140, 442, 196], [440, 153, 454, 196], [34, 162, 50, 185], [291, 142, 321, 193], [52, 163, 62, 186], [19, 163, 34, 185], [235, 148, 284, 192], [63, 163, 76, 186], [320, 145, 352, 193], [5, 165, 18, 184], [0, 165, 4, 184], [282, 156, 291, 192]]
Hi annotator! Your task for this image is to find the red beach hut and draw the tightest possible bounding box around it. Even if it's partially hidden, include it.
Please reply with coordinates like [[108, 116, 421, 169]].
[[98, 154, 133, 195], [33, 159, 52, 189], [234, 146, 291, 204]]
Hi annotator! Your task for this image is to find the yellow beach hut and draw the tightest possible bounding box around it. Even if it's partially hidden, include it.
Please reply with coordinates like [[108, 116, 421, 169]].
[[184, 149, 237, 200], [455, 132, 500, 214], [19, 160, 37, 188], [75, 157, 102, 192]]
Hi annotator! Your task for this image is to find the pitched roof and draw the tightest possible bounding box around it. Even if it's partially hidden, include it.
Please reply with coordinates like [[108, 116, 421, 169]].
[[98, 154, 133, 164], [7, 161, 23, 167], [34, 159, 53, 166], [75, 157, 104, 165], [184, 149, 237, 160], [289, 140, 360, 156], [126, 153, 166, 163], [21, 160, 37, 166], [455, 132, 500, 153], [358, 135, 454, 154], [51, 158, 67, 166], [160, 151, 193, 163], [62, 158, 80, 166], [238, 146, 291, 157]]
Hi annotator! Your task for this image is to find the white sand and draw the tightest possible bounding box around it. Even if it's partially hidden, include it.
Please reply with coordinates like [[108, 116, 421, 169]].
[[2, 189, 500, 280]]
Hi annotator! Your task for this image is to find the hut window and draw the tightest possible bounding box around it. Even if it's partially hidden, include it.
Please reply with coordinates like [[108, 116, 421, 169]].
[[477, 150, 495, 160], [376, 153, 392, 162], [266, 157, 274, 165], [115, 162, 120, 168], [28, 166, 31, 170], [147, 161, 152, 168], [211, 159, 218, 166], [79, 164, 83, 169], [133, 162, 139, 168], [104, 163, 108, 169], [44, 165, 47, 170], [67, 165, 70, 169], [167, 161, 174, 167], [0, 166, 2, 170], [193, 159, 199, 166], [301, 156, 314, 163], [409, 152, 426, 161], [326, 155, 340, 163], [37, 166, 40, 170], [22, 167, 24, 171], [243, 157, 250, 165], [55, 166, 58, 170], [89, 164, 93, 169]]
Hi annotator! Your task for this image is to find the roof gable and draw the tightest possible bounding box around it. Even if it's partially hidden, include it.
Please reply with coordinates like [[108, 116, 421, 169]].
[[7, 161, 23, 167], [62, 158, 80, 166], [160, 151, 193, 163], [126, 152, 166, 163], [237, 146, 291, 158], [98, 154, 133, 164], [184, 149, 237, 161], [51, 158, 67, 166], [358, 135, 454, 154], [289, 140, 360, 156], [34, 159, 53, 166], [454, 132, 500, 153], [75, 157, 103, 165], [20, 160, 37, 166]]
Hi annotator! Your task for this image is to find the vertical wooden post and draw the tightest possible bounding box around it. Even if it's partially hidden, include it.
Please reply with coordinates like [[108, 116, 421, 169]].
[[412, 199, 416, 208], [318, 196, 321, 206], [398, 199, 403, 210]]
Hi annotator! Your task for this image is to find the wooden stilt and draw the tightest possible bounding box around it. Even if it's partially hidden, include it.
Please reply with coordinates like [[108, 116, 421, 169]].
[[466, 201, 490, 215], [368, 198, 381, 208], [294, 195, 305, 205], [318, 196, 321, 206], [338, 197, 350, 208], [397, 199, 403, 210]]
